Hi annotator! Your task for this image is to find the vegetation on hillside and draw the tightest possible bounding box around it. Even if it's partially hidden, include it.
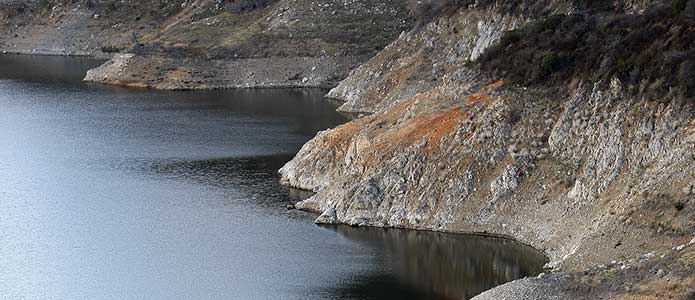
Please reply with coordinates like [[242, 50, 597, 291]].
[[406, 0, 470, 26], [406, 0, 632, 28], [136, 0, 412, 60], [220, 0, 275, 13], [479, 0, 695, 100]]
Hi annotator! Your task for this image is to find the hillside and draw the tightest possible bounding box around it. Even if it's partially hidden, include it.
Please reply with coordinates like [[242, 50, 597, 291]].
[[1, 0, 412, 88], [3, 0, 695, 298], [280, 0, 695, 298]]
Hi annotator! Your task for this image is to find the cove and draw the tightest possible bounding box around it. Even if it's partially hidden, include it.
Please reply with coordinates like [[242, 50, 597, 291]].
[[0, 54, 547, 300]]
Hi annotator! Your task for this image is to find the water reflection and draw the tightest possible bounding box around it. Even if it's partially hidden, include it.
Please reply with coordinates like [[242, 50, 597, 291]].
[[0, 54, 546, 300], [121, 154, 548, 300], [0, 54, 104, 82], [120, 155, 304, 210], [326, 226, 547, 300]]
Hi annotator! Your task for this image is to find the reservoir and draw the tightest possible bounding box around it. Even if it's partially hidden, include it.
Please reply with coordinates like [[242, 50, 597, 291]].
[[0, 54, 546, 300]]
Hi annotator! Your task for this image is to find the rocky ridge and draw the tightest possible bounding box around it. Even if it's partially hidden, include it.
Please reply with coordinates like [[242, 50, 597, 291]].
[[280, 0, 695, 298]]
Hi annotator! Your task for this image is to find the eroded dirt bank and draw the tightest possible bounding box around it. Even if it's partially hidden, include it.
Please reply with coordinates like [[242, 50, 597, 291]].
[[281, 0, 695, 298]]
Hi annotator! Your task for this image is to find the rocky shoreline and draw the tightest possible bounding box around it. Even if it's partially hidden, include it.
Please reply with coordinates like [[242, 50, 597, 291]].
[[4, 0, 695, 299], [279, 1, 695, 299], [1, 0, 412, 89], [83, 53, 367, 90]]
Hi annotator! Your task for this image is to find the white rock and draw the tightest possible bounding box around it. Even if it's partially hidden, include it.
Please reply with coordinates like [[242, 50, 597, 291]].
[[315, 208, 337, 224], [508, 144, 518, 153]]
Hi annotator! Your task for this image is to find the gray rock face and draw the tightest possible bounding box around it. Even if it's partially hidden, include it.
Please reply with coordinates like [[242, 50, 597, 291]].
[[326, 6, 529, 114], [470, 275, 568, 300], [314, 208, 337, 224], [280, 3, 695, 275], [490, 165, 520, 201]]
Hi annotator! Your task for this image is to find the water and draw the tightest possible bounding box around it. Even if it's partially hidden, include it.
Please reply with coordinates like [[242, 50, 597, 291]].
[[0, 54, 547, 300]]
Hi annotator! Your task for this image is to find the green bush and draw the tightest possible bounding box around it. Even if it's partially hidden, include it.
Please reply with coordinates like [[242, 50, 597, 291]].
[[478, 3, 695, 100], [673, 0, 689, 14], [223, 0, 274, 13], [38, 0, 52, 12], [407, 0, 469, 26], [100, 45, 123, 53]]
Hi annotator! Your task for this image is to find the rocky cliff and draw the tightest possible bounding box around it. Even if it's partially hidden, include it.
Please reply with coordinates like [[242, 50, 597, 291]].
[[281, 0, 695, 298]]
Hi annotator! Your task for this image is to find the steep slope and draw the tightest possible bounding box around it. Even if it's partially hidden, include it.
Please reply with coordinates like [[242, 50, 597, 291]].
[[281, 0, 695, 298], [1, 0, 412, 89], [82, 0, 413, 89], [0, 0, 190, 57]]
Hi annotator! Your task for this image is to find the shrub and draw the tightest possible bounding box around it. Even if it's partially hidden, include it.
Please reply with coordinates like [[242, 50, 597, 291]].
[[572, 0, 613, 11], [675, 200, 686, 211], [407, 0, 621, 29], [478, 2, 695, 100], [680, 60, 695, 94], [223, 0, 274, 13], [407, 0, 469, 25], [673, 0, 689, 14], [100, 45, 123, 53], [38, 0, 52, 12]]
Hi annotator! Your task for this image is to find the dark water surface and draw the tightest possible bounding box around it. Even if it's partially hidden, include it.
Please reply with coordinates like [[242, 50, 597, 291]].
[[0, 54, 547, 300]]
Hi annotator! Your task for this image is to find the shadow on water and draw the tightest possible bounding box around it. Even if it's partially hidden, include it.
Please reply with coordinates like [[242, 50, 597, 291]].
[[323, 226, 548, 300], [128, 154, 548, 300], [0, 54, 547, 300], [120, 154, 304, 208], [0, 54, 349, 137], [151, 89, 351, 136], [0, 53, 105, 82]]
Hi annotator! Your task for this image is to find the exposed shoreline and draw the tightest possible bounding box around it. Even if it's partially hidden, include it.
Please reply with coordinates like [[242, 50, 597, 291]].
[[4, 0, 695, 299], [82, 53, 368, 90]]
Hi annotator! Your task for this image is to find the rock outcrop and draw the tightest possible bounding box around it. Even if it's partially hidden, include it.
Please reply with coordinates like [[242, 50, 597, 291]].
[[281, 0, 695, 298], [5, 0, 695, 298]]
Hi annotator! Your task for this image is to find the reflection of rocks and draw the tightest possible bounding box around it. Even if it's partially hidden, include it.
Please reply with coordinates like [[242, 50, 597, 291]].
[[281, 1, 695, 280], [328, 225, 547, 300], [287, 188, 314, 204]]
